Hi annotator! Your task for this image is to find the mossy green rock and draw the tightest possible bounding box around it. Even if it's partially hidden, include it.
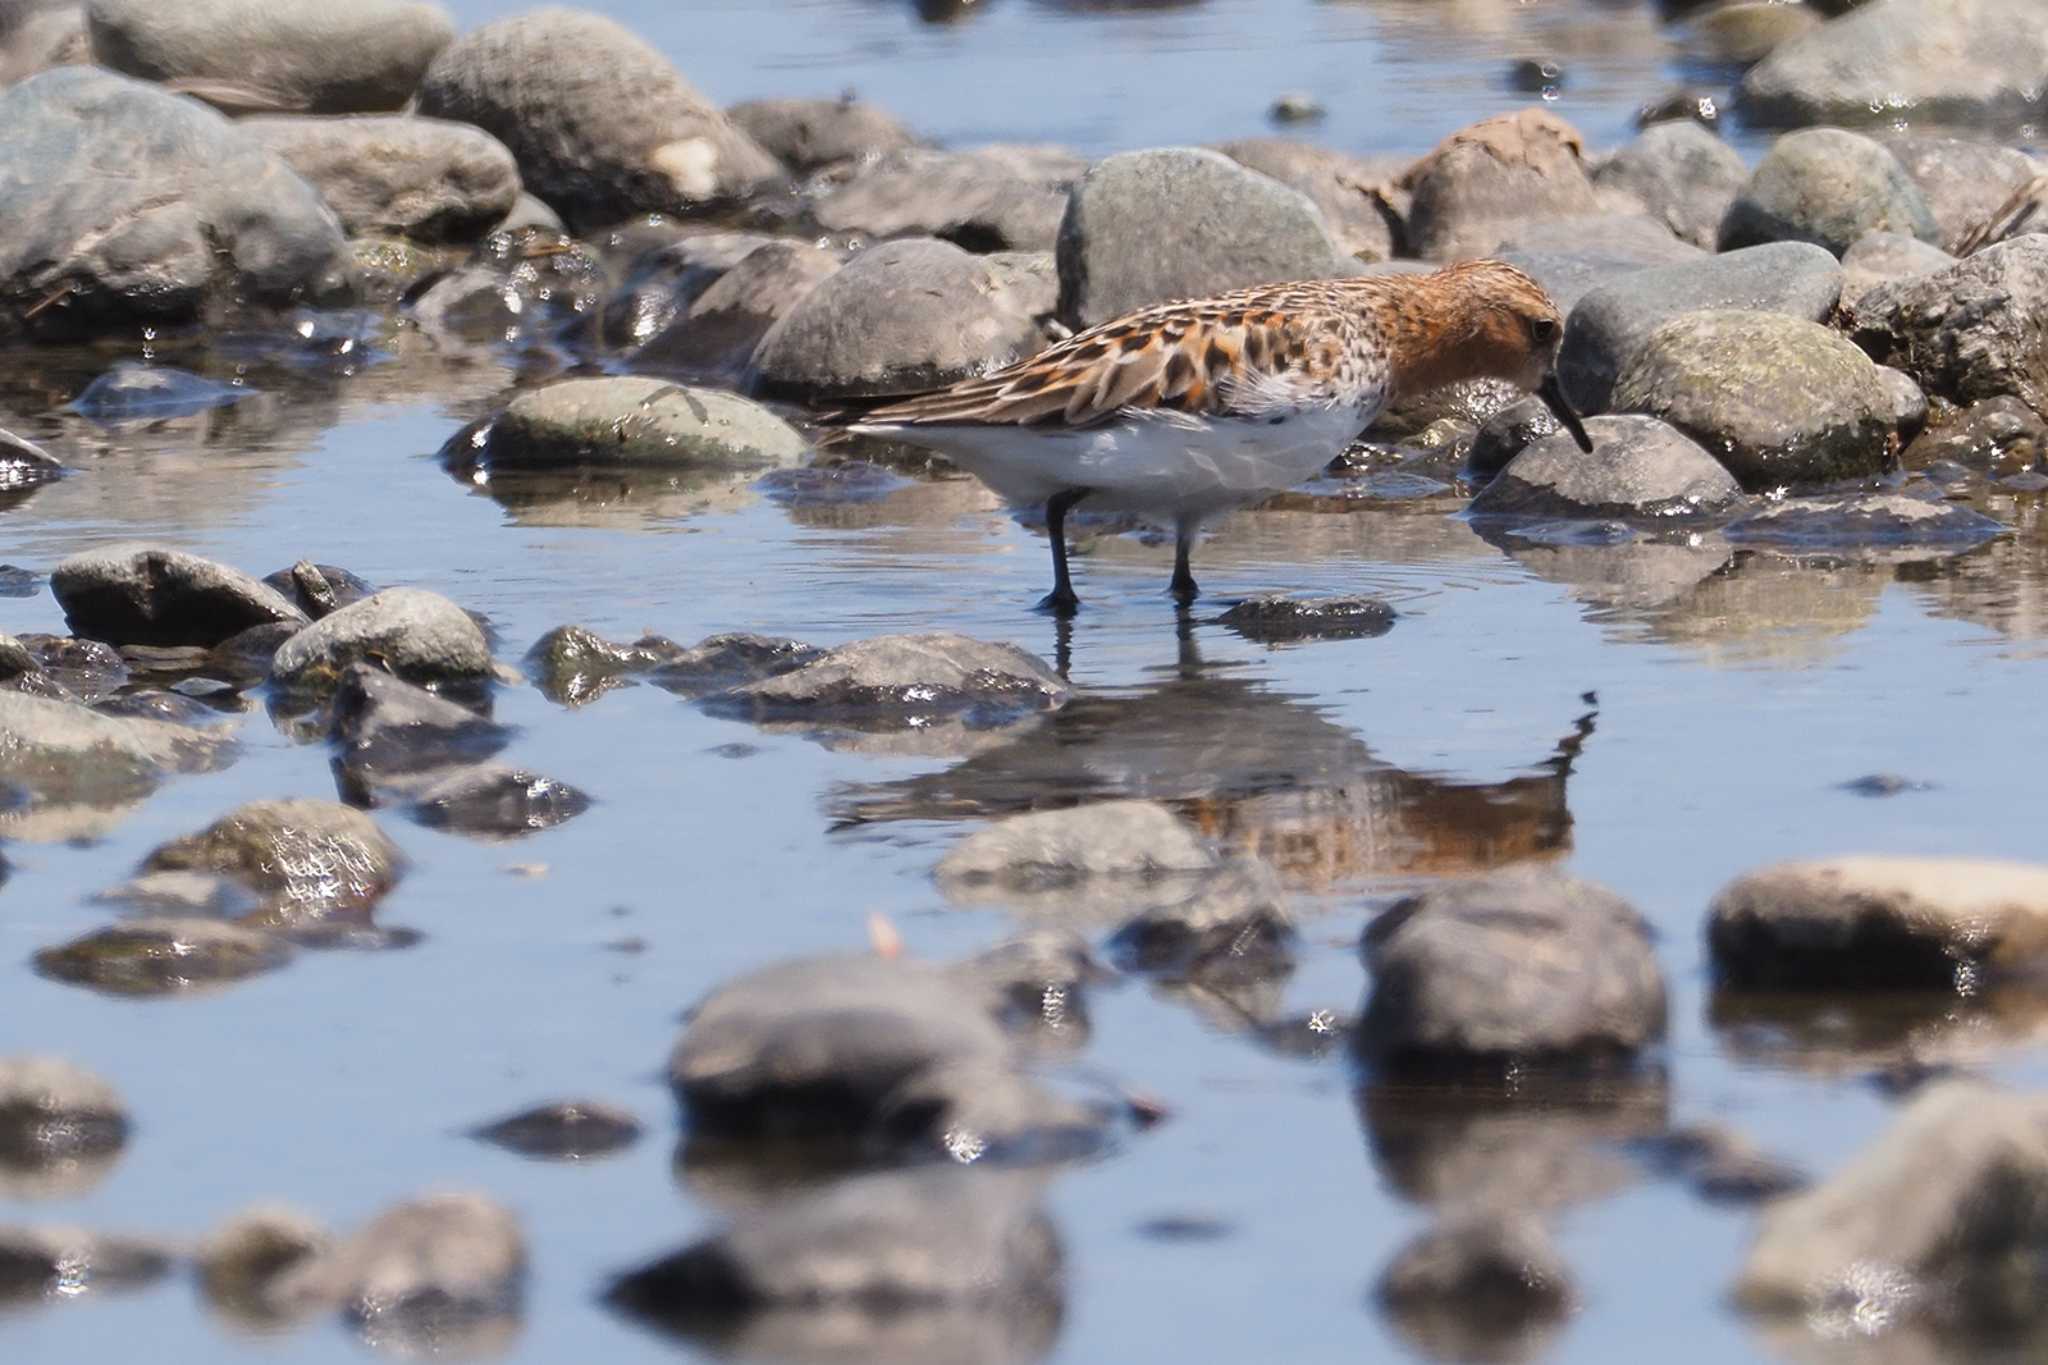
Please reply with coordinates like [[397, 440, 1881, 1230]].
[[1610, 310, 1897, 491]]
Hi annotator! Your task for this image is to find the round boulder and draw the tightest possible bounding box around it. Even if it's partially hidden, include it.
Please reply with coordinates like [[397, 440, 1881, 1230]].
[[417, 9, 781, 232], [0, 67, 351, 339], [270, 588, 491, 695], [1399, 109, 1602, 262], [1358, 867, 1667, 1067], [86, 0, 453, 115], [1609, 310, 1899, 491], [239, 116, 520, 243], [51, 544, 307, 648], [749, 238, 1047, 400], [1592, 119, 1749, 250], [1056, 147, 1351, 328], [1718, 128, 1938, 257], [1469, 415, 1744, 522], [483, 378, 808, 469]]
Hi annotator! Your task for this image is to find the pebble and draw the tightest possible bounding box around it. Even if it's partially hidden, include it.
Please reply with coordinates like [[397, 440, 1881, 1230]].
[[468, 1101, 642, 1160], [198, 1207, 329, 1322], [0, 1058, 129, 1197], [1469, 415, 1744, 523], [270, 587, 494, 697], [1267, 91, 1326, 124], [1709, 854, 2048, 989], [1108, 859, 1295, 982], [34, 917, 291, 997], [1358, 867, 1667, 1068], [140, 797, 402, 927], [240, 114, 521, 244], [261, 561, 374, 621], [417, 9, 781, 232], [1719, 128, 1938, 257]]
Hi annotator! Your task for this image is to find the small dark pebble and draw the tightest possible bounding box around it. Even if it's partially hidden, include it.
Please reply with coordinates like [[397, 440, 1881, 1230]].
[[1218, 593, 1396, 644], [1839, 773, 1932, 798], [469, 1101, 643, 1160], [1268, 92, 1325, 124], [1509, 58, 1565, 92], [1135, 1214, 1234, 1243], [1635, 88, 1721, 131], [704, 742, 759, 759]]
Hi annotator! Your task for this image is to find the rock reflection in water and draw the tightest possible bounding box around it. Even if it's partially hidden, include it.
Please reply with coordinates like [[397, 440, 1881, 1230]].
[[834, 627, 1592, 893], [1709, 983, 2048, 1079]]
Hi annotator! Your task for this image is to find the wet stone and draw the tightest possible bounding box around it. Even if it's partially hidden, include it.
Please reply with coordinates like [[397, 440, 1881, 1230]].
[[1109, 859, 1296, 983], [51, 543, 307, 648], [1724, 493, 2004, 552], [525, 625, 684, 707], [86, 0, 452, 115], [595, 231, 782, 351], [809, 145, 1080, 253], [1557, 241, 1841, 416], [241, 115, 519, 245], [1359, 868, 1668, 1069], [1468, 396, 1560, 480], [1734, 1081, 2048, 1332], [1056, 147, 1351, 328], [0, 1225, 174, 1305], [1609, 309, 1899, 492], [935, 800, 1217, 907], [199, 1207, 329, 1323], [1839, 773, 1933, 798], [0, 67, 352, 340], [260, 561, 374, 621], [701, 632, 1067, 729], [68, 364, 251, 424], [1474, 415, 1745, 525], [951, 930, 1104, 1050], [142, 797, 402, 923], [206, 622, 302, 688], [0, 691, 231, 840], [270, 587, 493, 697], [331, 662, 509, 780], [648, 633, 822, 700], [1709, 855, 2048, 989], [1376, 1214, 1573, 1361], [1400, 108, 1601, 262], [417, 9, 780, 233], [1216, 593, 1398, 644], [469, 1101, 642, 1160], [1719, 128, 1938, 257], [0, 1057, 129, 1179], [1850, 236, 2048, 419], [0, 428, 64, 493], [34, 917, 290, 997], [483, 378, 809, 470], [606, 1170, 1062, 1338], [408, 227, 608, 348], [750, 237, 1049, 401], [725, 96, 917, 173], [407, 765, 591, 839]]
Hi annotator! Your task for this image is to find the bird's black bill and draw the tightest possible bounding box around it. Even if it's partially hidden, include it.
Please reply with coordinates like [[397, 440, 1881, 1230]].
[[1539, 374, 1594, 453]]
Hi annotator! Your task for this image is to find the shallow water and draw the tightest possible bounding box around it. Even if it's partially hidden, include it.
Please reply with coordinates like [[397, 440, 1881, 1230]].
[[9, 2, 2048, 1364]]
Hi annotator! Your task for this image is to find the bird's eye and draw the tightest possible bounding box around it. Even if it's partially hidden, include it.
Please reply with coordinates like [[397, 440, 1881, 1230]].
[[1530, 317, 1558, 344]]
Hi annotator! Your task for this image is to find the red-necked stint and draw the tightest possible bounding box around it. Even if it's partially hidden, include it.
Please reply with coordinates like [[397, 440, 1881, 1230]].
[[827, 259, 1592, 613]]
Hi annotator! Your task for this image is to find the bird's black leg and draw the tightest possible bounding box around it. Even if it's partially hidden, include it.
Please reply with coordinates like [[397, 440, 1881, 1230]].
[[1036, 488, 1089, 615], [1168, 521, 1200, 604]]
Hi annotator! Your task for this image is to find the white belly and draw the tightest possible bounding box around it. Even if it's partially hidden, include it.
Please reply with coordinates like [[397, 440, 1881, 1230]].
[[854, 408, 1364, 527]]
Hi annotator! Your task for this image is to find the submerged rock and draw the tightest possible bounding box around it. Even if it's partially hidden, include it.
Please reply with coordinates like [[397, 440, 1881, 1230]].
[[1470, 416, 1743, 523], [1608, 310, 1899, 491], [407, 765, 591, 839], [1718, 129, 1938, 257], [468, 1101, 642, 1160], [408, 226, 607, 347], [1709, 855, 2048, 989], [1109, 859, 1295, 982], [1637, 1123, 1807, 1206], [240, 115, 521, 243], [34, 917, 290, 997], [0, 1224, 173, 1305], [935, 800, 1217, 906], [1903, 395, 2047, 475], [1723, 494, 2005, 550], [482, 378, 808, 469], [417, 9, 780, 232], [1359, 868, 1667, 1069], [86, 0, 452, 114], [1216, 593, 1397, 643], [1056, 147, 1350, 327], [648, 634, 822, 700], [1850, 236, 2048, 419], [1400, 109, 1601, 262], [0, 67, 352, 340], [332, 663, 508, 783], [0, 691, 231, 842], [51, 544, 306, 648], [271, 587, 492, 696], [198, 1206, 329, 1323], [750, 237, 1047, 400], [702, 633, 1067, 729], [0, 1058, 129, 1196], [1734, 1081, 2048, 1332], [524, 625, 683, 706], [141, 797, 403, 920], [1376, 1214, 1574, 1362]]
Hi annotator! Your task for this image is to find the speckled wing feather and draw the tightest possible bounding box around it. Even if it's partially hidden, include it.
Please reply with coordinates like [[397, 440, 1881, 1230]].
[[853, 285, 1360, 429]]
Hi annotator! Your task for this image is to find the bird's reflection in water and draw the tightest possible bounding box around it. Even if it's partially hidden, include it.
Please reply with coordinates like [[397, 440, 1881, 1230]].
[[834, 613, 1596, 894]]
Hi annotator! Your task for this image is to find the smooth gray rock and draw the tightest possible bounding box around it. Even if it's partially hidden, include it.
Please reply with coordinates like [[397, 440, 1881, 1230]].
[[1468, 396, 1560, 480], [1471, 416, 1744, 521], [408, 765, 590, 839], [1879, 364, 1929, 443], [0, 1058, 128, 1174], [936, 800, 1216, 906], [1056, 147, 1349, 328], [1740, 0, 2048, 128], [34, 917, 290, 997], [1401, 109, 1602, 262], [1719, 128, 1938, 257], [750, 238, 1046, 399], [0, 67, 351, 338], [86, 0, 452, 114], [1883, 135, 2041, 253], [704, 632, 1068, 726], [1494, 214, 1705, 313], [239, 115, 519, 243], [1377, 1214, 1573, 1360], [1592, 120, 1749, 249], [647, 633, 822, 700], [50, 544, 306, 648], [1609, 310, 1899, 491], [1850, 236, 2048, 418], [1734, 1082, 2048, 1329], [524, 625, 687, 707], [408, 226, 606, 347], [812, 145, 1080, 252], [483, 378, 808, 468], [726, 96, 917, 172], [1557, 242, 1841, 415], [1838, 230, 1954, 306], [1358, 867, 1667, 1066], [142, 798, 402, 920], [271, 587, 491, 695], [1688, 0, 1820, 64], [417, 9, 781, 232], [1212, 138, 1405, 261], [596, 230, 788, 351], [0, 690, 229, 821], [635, 240, 841, 375], [1710, 855, 2048, 990]]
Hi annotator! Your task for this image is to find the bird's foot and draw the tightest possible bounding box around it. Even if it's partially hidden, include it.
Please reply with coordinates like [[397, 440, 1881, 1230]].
[[1035, 588, 1081, 616]]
